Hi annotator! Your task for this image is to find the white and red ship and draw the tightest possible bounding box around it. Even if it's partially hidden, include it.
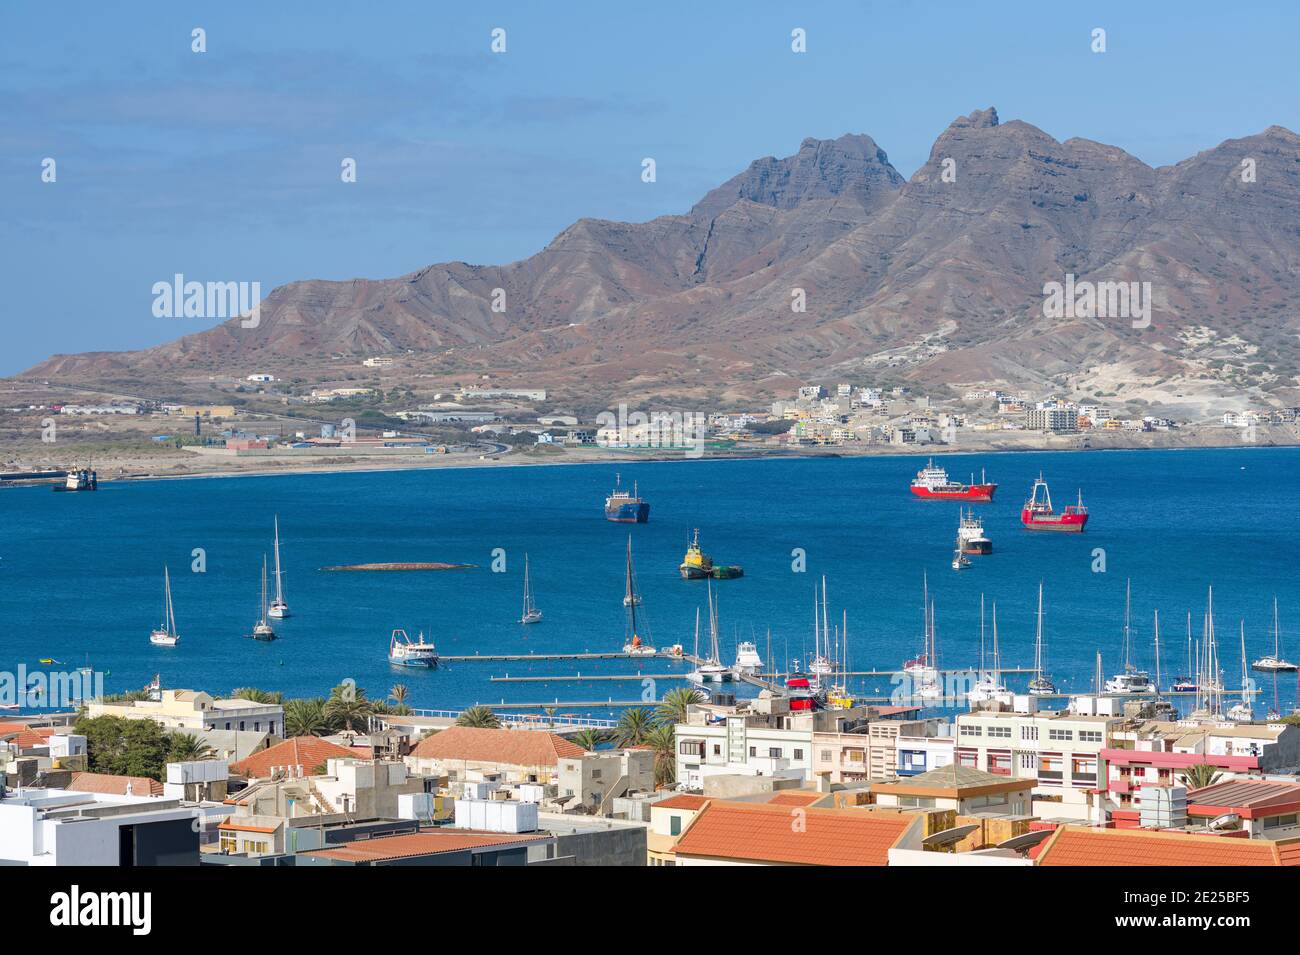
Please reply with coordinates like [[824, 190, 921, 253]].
[[910, 460, 996, 501], [1021, 475, 1088, 532]]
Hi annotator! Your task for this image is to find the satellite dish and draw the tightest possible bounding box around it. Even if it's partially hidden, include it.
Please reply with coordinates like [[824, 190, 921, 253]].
[[996, 829, 1053, 852], [1207, 813, 1242, 831], [922, 824, 980, 849]]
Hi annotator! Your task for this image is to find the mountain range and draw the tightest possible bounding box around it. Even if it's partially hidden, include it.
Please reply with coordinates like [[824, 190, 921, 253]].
[[25, 108, 1300, 414]]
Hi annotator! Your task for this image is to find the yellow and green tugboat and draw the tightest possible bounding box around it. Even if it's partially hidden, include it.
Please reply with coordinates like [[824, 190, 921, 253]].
[[679, 529, 713, 579]]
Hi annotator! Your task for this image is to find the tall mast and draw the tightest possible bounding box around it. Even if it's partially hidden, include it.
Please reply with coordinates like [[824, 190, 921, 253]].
[[259, 555, 269, 625], [272, 516, 285, 604], [1153, 609, 1162, 698], [1240, 621, 1249, 709], [1095, 651, 1103, 694], [1122, 578, 1132, 671], [1034, 581, 1045, 682], [1275, 597, 1282, 659], [693, 607, 700, 662], [821, 576, 830, 664], [979, 594, 986, 676], [991, 601, 1001, 685]]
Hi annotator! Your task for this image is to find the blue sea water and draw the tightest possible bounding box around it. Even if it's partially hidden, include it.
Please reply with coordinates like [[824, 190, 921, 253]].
[[1, 447, 1297, 715]]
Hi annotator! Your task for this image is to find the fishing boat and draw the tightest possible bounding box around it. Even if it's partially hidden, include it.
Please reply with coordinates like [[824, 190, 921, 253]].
[[1020, 475, 1088, 532], [622, 537, 642, 607], [388, 628, 438, 668], [1105, 580, 1154, 694], [249, 556, 277, 641], [622, 551, 655, 656], [687, 585, 734, 683], [1027, 582, 1056, 695], [1227, 621, 1254, 722], [958, 509, 992, 555], [784, 674, 825, 711], [968, 596, 1010, 703], [148, 566, 180, 647], [679, 529, 713, 579], [52, 468, 97, 492], [910, 460, 997, 501], [1252, 598, 1297, 672], [519, 554, 542, 624], [604, 473, 649, 523]]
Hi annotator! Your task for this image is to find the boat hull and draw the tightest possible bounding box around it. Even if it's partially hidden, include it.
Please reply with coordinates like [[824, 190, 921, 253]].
[[961, 539, 992, 555], [1021, 508, 1089, 532], [605, 501, 649, 523], [911, 484, 996, 502], [389, 656, 437, 668], [680, 564, 711, 579]]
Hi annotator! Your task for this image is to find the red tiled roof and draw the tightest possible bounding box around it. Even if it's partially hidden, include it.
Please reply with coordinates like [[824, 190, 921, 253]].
[[230, 736, 359, 778], [407, 726, 586, 767], [0, 722, 49, 749], [655, 795, 709, 811], [765, 791, 823, 807], [1187, 779, 1300, 818], [302, 830, 549, 863], [67, 772, 164, 797], [673, 801, 915, 866], [1037, 827, 1296, 866]]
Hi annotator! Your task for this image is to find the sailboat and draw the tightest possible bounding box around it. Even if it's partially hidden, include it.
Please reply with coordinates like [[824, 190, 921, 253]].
[[1251, 598, 1297, 672], [1170, 611, 1198, 692], [267, 516, 290, 619], [1027, 582, 1056, 695], [968, 596, 1009, 702], [622, 546, 655, 656], [622, 536, 642, 607], [808, 576, 835, 679], [249, 555, 277, 641], [950, 525, 971, 570], [902, 573, 940, 689], [148, 566, 180, 647], [1105, 580, 1153, 693], [1227, 620, 1254, 722], [688, 584, 734, 683], [519, 554, 542, 624]]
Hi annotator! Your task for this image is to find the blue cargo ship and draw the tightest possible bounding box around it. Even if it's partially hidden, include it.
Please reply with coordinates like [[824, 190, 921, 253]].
[[604, 474, 649, 523]]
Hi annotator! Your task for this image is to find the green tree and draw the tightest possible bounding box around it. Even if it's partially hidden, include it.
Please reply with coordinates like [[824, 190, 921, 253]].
[[572, 728, 607, 751], [614, 707, 654, 747], [655, 687, 703, 726], [387, 684, 412, 716], [455, 705, 501, 729], [1179, 762, 1223, 791], [73, 715, 170, 780], [643, 723, 677, 787], [284, 698, 331, 737], [324, 684, 374, 733], [168, 733, 215, 762], [230, 687, 283, 704]]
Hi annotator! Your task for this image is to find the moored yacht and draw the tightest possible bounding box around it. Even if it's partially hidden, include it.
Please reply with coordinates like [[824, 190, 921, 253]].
[[1252, 598, 1297, 672], [249, 556, 277, 641], [149, 566, 180, 647], [267, 516, 291, 619]]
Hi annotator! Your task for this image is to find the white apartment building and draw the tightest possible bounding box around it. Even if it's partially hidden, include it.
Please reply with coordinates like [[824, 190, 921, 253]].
[[0, 788, 201, 865], [87, 689, 284, 738], [953, 698, 1125, 821]]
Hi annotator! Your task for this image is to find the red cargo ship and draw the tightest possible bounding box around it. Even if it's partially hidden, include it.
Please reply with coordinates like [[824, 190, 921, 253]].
[[910, 460, 997, 501], [1021, 475, 1088, 532]]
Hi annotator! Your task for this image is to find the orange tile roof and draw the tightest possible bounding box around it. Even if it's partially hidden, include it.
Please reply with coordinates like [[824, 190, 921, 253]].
[[673, 801, 915, 866], [230, 736, 360, 778], [67, 772, 165, 797], [1037, 827, 1296, 866], [407, 726, 586, 767], [302, 830, 549, 863], [765, 791, 824, 807], [655, 795, 709, 811]]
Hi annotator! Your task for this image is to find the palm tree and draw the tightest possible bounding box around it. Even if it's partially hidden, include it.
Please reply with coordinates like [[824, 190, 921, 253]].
[[614, 707, 654, 747], [284, 698, 331, 737], [324, 684, 374, 733], [387, 684, 412, 716], [644, 723, 677, 787], [168, 733, 215, 762], [572, 728, 607, 751], [1179, 762, 1223, 791], [456, 705, 501, 729], [655, 687, 704, 726], [231, 687, 283, 704]]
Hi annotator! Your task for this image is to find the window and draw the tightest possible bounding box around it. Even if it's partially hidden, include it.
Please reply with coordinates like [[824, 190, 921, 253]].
[[591, 769, 602, 780], [1079, 730, 1103, 743], [1071, 757, 1097, 778], [712, 744, 721, 756], [793, 749, 804, 760], [899, 795, 937, 809], [219, 831, 237, 853], [988, 726, 1011, 739], [679, 741, 703, 757], [957, 749, 978, 768], [768, 747, 782, 758], [670, 815, 682, 836], [1020, 753, 1037, 770], [1040, 754, 1063, 774], [750, 746, 757, 757], [1048, 728, 1073, 741], [1021, 726, 1038, 741], [988, 753, 1012, 776], [820, 749, 832, 761], [1265, 814, 1298, 830], [959, 724, 982, 737]]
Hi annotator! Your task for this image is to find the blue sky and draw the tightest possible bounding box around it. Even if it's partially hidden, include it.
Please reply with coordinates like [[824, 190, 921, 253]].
[[2, 0, 1297, 374]]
